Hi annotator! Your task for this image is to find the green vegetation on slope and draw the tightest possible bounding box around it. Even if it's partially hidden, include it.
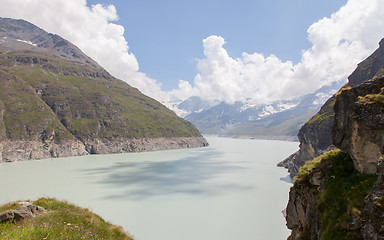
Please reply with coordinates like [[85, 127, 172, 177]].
[[0, 50, 202, 141], [358, 87, 384, 104], [0, 198, 133, 240], [304, 96, 336, 132], [0, 69, 74, 140], [295, 150, 378, 240]]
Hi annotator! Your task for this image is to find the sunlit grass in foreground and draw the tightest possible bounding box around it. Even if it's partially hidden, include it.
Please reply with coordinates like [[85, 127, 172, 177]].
[[0, 198, 133, 240]]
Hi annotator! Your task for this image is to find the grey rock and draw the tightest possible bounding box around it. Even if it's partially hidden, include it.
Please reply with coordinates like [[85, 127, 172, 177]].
[[332, 77, 384, 173], [360, 161, 384, 239], [0, 202, 45, 223], [286, 185, 322, 240], [83, 137, 209, 154], [0, 137, 208, 162], [0, 139, 87, 162]]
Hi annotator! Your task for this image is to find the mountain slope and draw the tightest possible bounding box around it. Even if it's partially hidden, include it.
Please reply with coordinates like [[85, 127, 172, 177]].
[[0, 18, 207, 162]]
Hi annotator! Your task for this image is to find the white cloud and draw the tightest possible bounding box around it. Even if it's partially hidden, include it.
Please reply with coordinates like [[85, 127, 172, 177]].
[[173, 0, 384, 105], [0, 0, 169, 102], [1, 0, 384, 109]]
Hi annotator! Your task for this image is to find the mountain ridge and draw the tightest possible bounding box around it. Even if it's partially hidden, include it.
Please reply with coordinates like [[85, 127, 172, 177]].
[[178, 81, 341, 140]]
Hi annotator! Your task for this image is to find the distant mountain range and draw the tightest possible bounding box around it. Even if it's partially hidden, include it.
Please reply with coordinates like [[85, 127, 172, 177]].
[[0, 17, 207, 162], [172, 81, 344, 140]]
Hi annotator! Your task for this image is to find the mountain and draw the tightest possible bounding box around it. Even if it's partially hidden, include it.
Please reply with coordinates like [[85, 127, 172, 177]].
[[0, 17, 207, 162], [279, 38, 384, 177], [179, 82, 341, 140]]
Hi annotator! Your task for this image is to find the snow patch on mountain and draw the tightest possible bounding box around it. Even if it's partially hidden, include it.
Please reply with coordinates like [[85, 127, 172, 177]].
[[16, 39, 37, 46]]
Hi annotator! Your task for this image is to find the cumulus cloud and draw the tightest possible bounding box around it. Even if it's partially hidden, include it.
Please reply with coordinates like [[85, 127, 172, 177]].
[[1, 0, 384, 109], [173, 0, 384, 104], [0, 0, 169, 102]]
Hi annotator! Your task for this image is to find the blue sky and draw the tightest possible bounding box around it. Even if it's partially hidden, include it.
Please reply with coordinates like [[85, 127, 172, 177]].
[[2, 0, 384, 106], [89, 0, 347, 91]]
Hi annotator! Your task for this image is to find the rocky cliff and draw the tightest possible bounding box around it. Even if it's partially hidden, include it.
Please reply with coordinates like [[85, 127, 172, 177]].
[[285, 65, 384, 239], [286, 150, 379, 240], [279, 39, 384, 177], [0, 18, 207, 162], [333, 77, 384, 174]]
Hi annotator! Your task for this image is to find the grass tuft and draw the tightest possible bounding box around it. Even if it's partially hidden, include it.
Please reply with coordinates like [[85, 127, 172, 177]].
[[294, 150, 378, 240], [0, 198, 134, 240]]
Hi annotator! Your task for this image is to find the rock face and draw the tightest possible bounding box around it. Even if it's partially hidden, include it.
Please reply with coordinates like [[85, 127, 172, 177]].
[[278, 97, 336, 177], [285, 40, 384, 240], [0, 17, 208, 162], [333, 77, 384, 173], [285, 156, 327, 240], [286, 185, 322, 240], [360, 162, 384, 239], [280, 38, 384, 177], [0, 202, 45, 223], [285, 150, 381, 240], [0, 139, 87, 162], [83, 137, 208, 154]]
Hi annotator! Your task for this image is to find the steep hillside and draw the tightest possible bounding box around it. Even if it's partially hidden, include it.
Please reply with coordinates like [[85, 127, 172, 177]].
[[280, 39, 384, 177], [285, 56, 384, 240], [0, 18, 207, 162]]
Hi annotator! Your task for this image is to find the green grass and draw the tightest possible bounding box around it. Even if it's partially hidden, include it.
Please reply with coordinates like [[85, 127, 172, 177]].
[[294, 150, 378, 240], [0, 50, 202, 141], [0, 198, 133, 240], [335, 87, 352, 98], [0, 203, 20, 214], [305, 96, 336, 130], [357, 86, 384, 104], [359, 93, 384, 104], [0, 69, 74, 140]]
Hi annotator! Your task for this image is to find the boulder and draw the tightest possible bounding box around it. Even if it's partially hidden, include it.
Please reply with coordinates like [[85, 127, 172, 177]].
[[0, 202, 45, 223]]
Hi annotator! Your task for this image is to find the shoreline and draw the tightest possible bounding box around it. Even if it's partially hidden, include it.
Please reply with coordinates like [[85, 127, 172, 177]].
[[0, 136, 208, 163]]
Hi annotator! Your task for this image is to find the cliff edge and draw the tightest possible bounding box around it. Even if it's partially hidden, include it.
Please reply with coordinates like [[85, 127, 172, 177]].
[[285, 67, 384, 239]]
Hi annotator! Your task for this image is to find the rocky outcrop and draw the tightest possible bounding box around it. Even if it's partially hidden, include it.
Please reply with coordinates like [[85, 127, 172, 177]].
[[285, 150, 380, 240], [280, 38, 384, 177], [285, 40, 384, 239], [83, 137, 208, 154], [285, 156, 326, 240], [360, 161, 384, 240], [332, 77, 384, 173], [0, 202, 45, 223], [0, 139, 87, 162], [286, 186, 322, 240], [278, 96, 336, 177], [0, 137, 208, 162]]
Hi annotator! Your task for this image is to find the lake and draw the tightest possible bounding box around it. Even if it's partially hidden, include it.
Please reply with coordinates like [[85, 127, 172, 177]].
[[0, 136, 297, 240]]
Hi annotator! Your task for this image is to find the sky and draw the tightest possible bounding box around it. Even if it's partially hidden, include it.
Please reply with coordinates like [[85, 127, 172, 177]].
[[1, 0, 384, 106], [91, 0, 348, 90]]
